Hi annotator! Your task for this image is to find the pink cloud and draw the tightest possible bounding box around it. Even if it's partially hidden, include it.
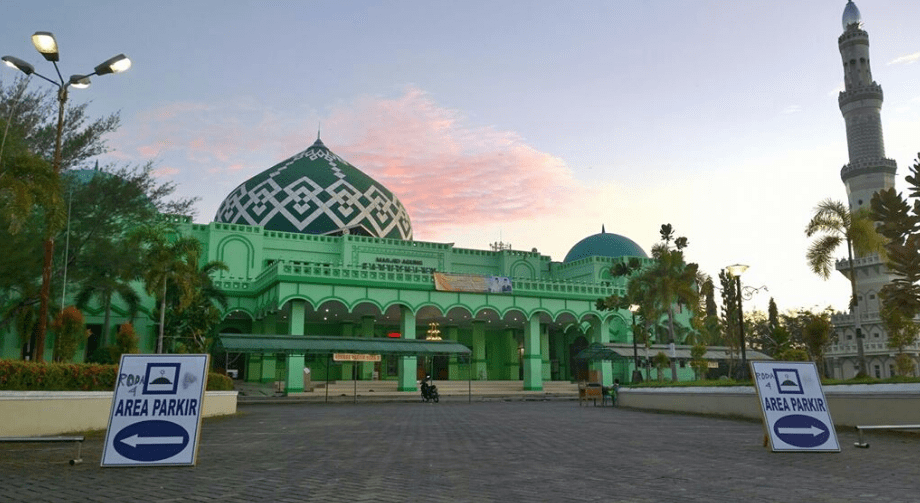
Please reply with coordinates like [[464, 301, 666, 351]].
[[328, 88, 579, 237], [153, 166, 180, 177]]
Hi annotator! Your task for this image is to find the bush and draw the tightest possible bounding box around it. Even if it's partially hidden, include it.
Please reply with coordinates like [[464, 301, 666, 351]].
[[51, 306, 89, 362], [87, 346, 116, 365], [0, 360, 235, 391]]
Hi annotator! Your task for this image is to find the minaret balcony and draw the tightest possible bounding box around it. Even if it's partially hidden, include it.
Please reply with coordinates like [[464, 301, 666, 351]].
[[838, 83, 883, 107], [840, 157, 897, 180], [835, 253, 884, 273]]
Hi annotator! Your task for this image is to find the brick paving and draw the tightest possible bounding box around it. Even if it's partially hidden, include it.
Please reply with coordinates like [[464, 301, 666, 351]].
[[1, 401, 918, 502]]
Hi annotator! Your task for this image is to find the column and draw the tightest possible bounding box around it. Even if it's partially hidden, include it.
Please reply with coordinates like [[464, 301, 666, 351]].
[[472, 321, 486, 380], [446, 326, 461, 379], [397, 307, 417, 392], [589, 317, 612, 387], [285, 300, 306, 393], [541, 325, 551, 381], [246, 354, 262, 383], [523, 314, 543, 391], [360, 315, 375, 380], [505, 329, 519, 380], [340, 322, 355, 380]]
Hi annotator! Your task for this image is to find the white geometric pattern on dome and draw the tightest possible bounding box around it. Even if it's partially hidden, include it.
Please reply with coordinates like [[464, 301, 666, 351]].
[[215, 146, 412, 239]]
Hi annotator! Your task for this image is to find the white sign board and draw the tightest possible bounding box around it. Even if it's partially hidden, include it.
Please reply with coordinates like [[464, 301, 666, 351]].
[[750, 361, 840, 452], [102, 354, 209, 467]]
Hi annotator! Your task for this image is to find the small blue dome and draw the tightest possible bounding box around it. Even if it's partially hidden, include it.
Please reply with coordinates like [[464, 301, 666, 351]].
[[563, 228, 648, 263], [842, 1, 861, 30]]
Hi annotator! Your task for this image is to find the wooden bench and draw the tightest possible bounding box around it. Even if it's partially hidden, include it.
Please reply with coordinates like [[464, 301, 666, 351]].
[[579, 382, 603, 406], [0, 436, 84, 465]]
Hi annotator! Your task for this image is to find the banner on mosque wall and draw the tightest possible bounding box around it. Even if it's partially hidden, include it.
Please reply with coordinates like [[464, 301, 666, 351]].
[[333, 353, 381, 362], [433, 273, 513, 294]]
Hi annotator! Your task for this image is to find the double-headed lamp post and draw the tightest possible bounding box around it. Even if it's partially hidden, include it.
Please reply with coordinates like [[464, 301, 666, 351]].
[[3, 32, 130, 361], [725, 264, 749, 380], [628, 304, 641, 383]]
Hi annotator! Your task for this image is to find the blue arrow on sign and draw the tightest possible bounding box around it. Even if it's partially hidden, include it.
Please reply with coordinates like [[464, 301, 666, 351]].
[[113, 420, 190, 462], [773, 414, 830, 448]]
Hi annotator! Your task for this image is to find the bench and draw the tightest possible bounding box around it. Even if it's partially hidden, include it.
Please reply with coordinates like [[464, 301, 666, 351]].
[[579, 382, 603, 406], [853, 425, 920, 448], [0, 436, 84, 465]]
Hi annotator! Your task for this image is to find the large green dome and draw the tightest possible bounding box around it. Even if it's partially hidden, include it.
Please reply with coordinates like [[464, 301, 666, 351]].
[[564, 227, 647, 263], [214, 137, 413, 239]]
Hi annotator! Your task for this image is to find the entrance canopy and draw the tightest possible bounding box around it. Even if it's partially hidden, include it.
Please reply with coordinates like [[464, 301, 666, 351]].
[[219, 333, 472, 356], [575, 342, 772, 361]]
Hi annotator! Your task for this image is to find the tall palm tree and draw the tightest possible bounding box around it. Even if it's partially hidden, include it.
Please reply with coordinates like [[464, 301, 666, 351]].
[[630, 226, 700, 381], [134, 224, 202, 354], [805, 199, 886, 376], [73, 242, 141, 348], [166, 259, 229, 353]]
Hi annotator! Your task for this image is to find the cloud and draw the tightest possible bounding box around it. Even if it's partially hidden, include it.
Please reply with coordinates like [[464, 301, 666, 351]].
[[153, 166, 180, 177], [887, 52, 920, 65], [781, 105, 802, 115]]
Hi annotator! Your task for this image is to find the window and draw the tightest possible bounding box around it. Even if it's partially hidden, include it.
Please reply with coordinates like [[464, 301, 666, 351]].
[[874, 365, 881, 378]]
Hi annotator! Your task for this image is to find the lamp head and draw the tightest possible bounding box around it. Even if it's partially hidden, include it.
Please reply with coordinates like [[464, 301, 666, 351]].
[[628, 304, 640, 313], [93, 54, 131, 76], [68, 74, 91, 89], [2, 56, 34, 75], [725, 264, 749, 278], [31, 32, 59, 62]]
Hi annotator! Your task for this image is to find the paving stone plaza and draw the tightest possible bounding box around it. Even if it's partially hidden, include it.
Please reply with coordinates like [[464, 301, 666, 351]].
[[1, 401, 918, 502]]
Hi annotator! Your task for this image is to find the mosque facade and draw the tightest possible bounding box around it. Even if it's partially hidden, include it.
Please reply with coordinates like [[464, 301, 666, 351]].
[[825, 1, 920, 379]]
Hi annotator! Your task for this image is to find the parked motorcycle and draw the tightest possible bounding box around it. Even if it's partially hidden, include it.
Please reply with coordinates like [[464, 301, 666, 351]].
[[420, 375, 439, 403]]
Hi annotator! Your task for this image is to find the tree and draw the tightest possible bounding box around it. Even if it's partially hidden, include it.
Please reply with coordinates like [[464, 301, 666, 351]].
[[628, 224, 700, 381], [163, 260, 229, 353], [718, 269, 740, 376], [50, 306, 88, 362], [801, 311, 833, 376], [870, 153, 920, 375], [0, 78, 120, 361], [114, 322, 140, 361], [135, 224, 205, 354], [805, 199, 886, 376], [73, 238, 142, 347], [689, 342, 709, 381], [653, 351, 670, 382]]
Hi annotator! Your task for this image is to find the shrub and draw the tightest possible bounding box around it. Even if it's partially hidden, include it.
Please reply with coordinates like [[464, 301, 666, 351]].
[[51, 306, 89, 362], [0, 360, 234, 391], [114, 323, 140, 360]]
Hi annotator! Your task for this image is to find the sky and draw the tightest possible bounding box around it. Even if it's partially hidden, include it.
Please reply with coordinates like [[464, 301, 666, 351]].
[[2, 1, 919, 315]]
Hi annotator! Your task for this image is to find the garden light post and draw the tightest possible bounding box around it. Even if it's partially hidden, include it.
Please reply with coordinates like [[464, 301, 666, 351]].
[[3, 32, 130, 361], [726, 264, 749, 380]]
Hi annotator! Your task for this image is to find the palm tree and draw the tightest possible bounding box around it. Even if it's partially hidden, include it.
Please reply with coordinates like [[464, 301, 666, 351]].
[[805, 199, 886, 376], [629, 225, 700, 381], [73, 243, 141, 348], [134, 224, 202, 354], [167, 259, 229, 353]]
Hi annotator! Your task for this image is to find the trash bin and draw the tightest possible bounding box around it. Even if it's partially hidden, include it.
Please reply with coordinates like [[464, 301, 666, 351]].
[[303, 368, 311, 388], [273, 380, 285, 393]]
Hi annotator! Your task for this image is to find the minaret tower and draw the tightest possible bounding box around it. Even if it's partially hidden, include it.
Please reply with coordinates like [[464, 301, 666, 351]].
[[838, 0, 897, 208], [834, 0, 897, 377]]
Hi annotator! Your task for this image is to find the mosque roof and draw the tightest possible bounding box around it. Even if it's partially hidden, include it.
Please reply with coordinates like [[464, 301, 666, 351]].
[[214, 136, 413, 240], [563, 226, 648, 263]]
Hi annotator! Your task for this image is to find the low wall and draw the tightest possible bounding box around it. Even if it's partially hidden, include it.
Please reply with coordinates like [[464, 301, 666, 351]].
[[618, 383, 920, 427], [0, 391, 238, 436]]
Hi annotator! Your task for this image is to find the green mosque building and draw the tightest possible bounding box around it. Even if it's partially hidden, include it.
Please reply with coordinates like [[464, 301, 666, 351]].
[[2, 134, 706, 391]]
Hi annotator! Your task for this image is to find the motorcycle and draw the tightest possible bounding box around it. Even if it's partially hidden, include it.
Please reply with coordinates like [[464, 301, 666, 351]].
[[420, 375, 439, 403]]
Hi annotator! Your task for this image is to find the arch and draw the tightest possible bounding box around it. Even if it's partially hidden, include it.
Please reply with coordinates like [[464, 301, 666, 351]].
[[510, 260, 536, 280], [216, 235, 255, 279], [221, 308, 255, 321]]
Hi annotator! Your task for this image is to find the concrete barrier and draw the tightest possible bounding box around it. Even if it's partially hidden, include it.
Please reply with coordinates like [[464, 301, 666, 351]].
[[0, 391, 238, 436], [618, 383, 920, 427]]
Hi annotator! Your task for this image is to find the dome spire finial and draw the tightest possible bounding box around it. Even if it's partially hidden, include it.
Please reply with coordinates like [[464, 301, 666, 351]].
[[311, 123, 326, 148], [602, 224, 606, 234]]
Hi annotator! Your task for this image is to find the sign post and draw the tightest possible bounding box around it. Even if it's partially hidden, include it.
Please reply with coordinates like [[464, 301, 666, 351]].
[[102, 354, 209, 467], [750, 361, 839, 452]]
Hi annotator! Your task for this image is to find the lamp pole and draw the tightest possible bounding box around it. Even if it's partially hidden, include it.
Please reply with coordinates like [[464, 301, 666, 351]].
[[3, 32, 130, 361], [628, 304, 641, 383], [725, 264, 750, 380]]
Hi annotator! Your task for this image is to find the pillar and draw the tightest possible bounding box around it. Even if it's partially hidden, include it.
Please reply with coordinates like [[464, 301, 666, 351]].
[[340, 322, 355, 380], [285, 300, 306, 392], [589, 317, 612, 387], [541, 325, 551, 381], [505, 329, 519, 380], [446, 326, 461, 379], [260, 354, 277, 383], [472, 321, 486, 380], [397, 307, 417, 391], [523, 314, 543, 391], [246, 354, 262, 383], [360, 315, 375, 380]]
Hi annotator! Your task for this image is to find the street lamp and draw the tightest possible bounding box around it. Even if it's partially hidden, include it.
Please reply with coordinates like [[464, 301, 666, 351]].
[[725, 264, 750, 380], [628, 304, 642, 383], [3, 32, 130, 361]]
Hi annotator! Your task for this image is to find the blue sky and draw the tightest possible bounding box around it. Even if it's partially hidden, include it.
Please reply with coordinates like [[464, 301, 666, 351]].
[[3, 1, 919, 314]]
